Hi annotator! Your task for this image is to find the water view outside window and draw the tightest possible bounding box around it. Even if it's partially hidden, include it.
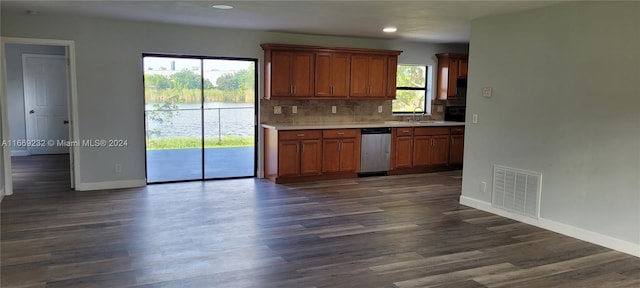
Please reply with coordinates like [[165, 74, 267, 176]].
[[393, 65, 429, 113], [143, 56, 256, 183]]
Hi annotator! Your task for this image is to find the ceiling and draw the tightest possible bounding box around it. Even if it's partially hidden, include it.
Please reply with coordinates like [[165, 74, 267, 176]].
[[1, 1, 563, 43]]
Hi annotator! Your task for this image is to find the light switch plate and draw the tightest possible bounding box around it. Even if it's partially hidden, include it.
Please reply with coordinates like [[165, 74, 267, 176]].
[[292, 106, 297, 114], [472, 114, 478, 123], [482, 87, 493, 97], [274, 106, 282, 114], [378, 105, 383, 113], [331, 106, 337, 114], [436, 105, 443, 113]]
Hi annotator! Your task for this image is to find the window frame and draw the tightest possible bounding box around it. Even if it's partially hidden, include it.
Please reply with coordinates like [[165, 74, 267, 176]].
[[392, 64, 431, 115]]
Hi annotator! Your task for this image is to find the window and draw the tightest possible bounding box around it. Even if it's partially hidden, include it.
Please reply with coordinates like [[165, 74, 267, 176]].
[[392, 65, 430, 114]]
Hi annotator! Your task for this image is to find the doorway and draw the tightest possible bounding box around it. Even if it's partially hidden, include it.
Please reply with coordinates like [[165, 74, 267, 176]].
[[1, 38, 80, 196], [143, 55, 257, 183]]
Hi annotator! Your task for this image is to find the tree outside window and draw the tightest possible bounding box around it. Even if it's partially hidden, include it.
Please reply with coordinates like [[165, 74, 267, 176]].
[[393, 65, 429, 114]]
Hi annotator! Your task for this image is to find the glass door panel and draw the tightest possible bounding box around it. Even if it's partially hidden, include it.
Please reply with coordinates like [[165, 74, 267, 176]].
[[203, 59, 256, 179], [144, 57, 203, 182]]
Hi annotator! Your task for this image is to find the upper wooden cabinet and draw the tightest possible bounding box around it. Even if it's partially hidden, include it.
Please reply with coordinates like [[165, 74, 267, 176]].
[[436, 53, 469, 100], [270, 51, 315, 98], [261, 44, 401, 99], [315, 52, 350, 97], [350, 55, 388, 98]]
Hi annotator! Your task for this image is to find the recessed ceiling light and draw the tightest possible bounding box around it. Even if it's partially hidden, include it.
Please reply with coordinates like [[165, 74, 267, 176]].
[[383, 27, 397, 33], [212, 4, 233, 10]]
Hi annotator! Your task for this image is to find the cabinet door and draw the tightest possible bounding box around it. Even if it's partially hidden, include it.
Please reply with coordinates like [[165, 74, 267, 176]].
[[292, 52, 314, 97], [429, 135, 450, 166], [394, 136, 413, 169], [316, 53, 350, 97], [412, 135, 430, 167], [458, 58, 468, 78], [315, 53, 332, 97], [271, 51, 293, 97], [367, 55, 388, 97], [300, 139, 322, 175], [322, 139, 341, 173], [447, 58, 459, 98], [339, 138, 358, 172], [331, 53, 351, 97], [350, 55, 369, 97], [387, 56, 398, 99], [278, 140, 300, 176], [449, 135, 464, 165]]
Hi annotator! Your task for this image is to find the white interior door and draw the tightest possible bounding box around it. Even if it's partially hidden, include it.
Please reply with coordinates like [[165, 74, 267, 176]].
[[22, 54, 69, 155]]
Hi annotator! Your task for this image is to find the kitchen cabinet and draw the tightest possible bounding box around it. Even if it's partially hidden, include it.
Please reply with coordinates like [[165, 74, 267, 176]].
[[392, 128, 414, 169], [350, 55, 388, 98], [315, 52, 350, 97], [269, 51, 315, 98], [322, 129, 360, 173], [436, 53, 469, 100], [391, 127, 450, 170], [264, 129, 322, 182], [261, 44, 401, 99], [449, 126, 465, 166]]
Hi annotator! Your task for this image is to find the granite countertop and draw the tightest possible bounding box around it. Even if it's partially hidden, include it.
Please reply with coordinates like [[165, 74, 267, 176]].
[[261, 121, 465, 130]]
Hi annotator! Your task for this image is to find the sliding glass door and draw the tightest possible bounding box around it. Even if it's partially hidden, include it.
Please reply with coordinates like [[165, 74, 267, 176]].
[[143, 55, 256, 183]]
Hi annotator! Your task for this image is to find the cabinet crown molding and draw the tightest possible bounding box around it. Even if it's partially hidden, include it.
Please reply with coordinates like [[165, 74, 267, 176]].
[[261, 43, 402, 55]]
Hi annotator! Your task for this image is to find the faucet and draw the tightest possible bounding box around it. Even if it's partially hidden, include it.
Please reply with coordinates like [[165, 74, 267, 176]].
[[412, 107, 424, 122]]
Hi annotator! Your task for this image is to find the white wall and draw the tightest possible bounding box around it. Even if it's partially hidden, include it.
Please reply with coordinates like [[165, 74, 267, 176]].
[[1, 11, 467, 188], [461, 2, 640, 253], [5, 44, 66, 156]]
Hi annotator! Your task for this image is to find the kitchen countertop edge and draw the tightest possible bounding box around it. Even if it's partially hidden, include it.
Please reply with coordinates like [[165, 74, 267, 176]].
[[261, 121, 465, 130]]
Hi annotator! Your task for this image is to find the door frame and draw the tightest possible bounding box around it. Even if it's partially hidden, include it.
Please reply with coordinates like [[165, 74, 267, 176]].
[[22, 54, 70, 155], [1, 37, 81, 195]]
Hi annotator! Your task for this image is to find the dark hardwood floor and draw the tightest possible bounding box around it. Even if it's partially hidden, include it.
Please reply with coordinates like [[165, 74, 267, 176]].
[[2, 155, 639, 287]]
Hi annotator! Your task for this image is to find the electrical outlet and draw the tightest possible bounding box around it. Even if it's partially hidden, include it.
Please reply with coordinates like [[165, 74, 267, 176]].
[[481, 181, 486, 193], [472, 114, 478, 123], [437, 105, 443, 113], [331, 106, 337, 114], [482, 87, 493, 97], [274, 106, 282, 114], [115, 163, 122, 173], [292, 106, 297, 114], [378, 105, 383, 113]]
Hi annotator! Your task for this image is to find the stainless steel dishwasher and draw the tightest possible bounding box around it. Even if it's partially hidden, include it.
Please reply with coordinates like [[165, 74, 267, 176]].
[[359, 127, 392, 176]]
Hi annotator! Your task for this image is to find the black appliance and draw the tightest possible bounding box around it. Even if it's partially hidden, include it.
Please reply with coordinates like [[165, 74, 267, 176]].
[[444, 106, 466, 122]]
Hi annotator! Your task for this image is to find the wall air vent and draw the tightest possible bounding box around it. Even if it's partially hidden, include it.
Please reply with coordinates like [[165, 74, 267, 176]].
[[492, 165, 542, 218]]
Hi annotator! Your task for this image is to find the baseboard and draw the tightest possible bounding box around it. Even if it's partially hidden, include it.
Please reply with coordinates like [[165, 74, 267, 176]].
[[76, 179, 146, 191], [459, 196, 640, 257], [11, 150, 29, 156]]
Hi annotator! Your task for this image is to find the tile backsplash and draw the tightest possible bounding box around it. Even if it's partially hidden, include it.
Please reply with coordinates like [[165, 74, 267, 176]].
[[260, 99, 445, 124]]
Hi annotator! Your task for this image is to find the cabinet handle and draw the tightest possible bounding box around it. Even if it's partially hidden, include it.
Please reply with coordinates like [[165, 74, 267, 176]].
[[339, 142, 342, 151], [337, 132, 344, 135], [297, 134, 305, 137], [401, 130, 410, 134], [431, 139, 435, 146], [331, 86, 334, 94], [290, 85, 293, 95], [296, 144, 299, 153], [293, 85, 296, 94]]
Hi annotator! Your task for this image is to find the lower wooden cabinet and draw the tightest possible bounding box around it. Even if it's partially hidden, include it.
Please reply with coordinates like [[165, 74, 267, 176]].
[[265, 129, 322, 182], [393, 128, 414, 169], [391, 127, 451, 171], [449, 126, 465, 166], [264, 128, 360, 183], [322, 129, 360, 173], [265, 125, 464, 183]]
